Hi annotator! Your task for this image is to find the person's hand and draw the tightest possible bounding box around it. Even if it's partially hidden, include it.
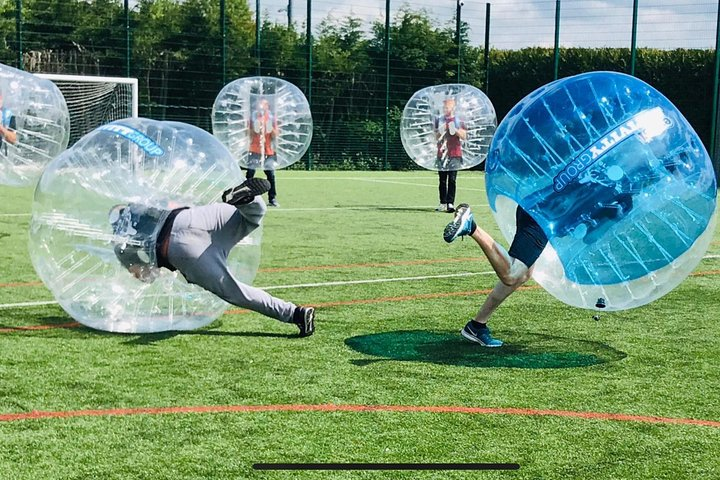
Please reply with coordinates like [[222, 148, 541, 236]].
[[448, 122, 457, 136], [436, 122, 447, 136]]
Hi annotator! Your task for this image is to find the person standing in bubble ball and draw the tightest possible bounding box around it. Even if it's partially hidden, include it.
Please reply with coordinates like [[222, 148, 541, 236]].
[[433, 97, 467, 213], [442, 203, 548, 347], [0, 87, 18, 155], [109, 178, 315, 337], [246, 98, 280, 207]]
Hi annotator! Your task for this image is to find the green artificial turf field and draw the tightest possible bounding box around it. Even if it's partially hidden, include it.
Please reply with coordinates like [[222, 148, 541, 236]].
[[0, 170, 719, 479]]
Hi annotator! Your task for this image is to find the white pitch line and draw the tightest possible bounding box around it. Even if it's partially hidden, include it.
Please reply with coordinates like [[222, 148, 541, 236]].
[[0, 204, 492, 215], [3, 254, 720, 310], [269, 205, 488, 212], [281, 176, 450, 180], [261, 271, 495, 290], [348, 177, 487, 192], [0, 271, 495, 309], [269, 205, 436, 212], [0, 300, 58, 309]]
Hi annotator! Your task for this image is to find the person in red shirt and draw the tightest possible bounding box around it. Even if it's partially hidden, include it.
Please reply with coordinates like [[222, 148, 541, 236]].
[[246, 98, 280, 207], [433, 97, 467, 213]]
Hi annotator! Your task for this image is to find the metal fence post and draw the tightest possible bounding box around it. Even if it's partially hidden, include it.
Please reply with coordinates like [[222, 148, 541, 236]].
[[306, 0, 313, 169], [125, 0, 131, 77], [15, 0, 22, 70], [256, 0, 261, 75], [553, 0, 560, 80], [220, 0, 226, 85], [630, 0, 639, 75], [383, 0, 390, 170], [484, 3, 490, 93], [456, 0, 462, 82], [711, 0, 720, 173]]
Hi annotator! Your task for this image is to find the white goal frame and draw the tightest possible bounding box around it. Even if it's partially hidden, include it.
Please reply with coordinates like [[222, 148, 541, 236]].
[[36, 73, 139, 117]]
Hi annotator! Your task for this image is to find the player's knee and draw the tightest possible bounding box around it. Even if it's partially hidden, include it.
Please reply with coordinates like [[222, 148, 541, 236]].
[[499, 263, 531, 287], [499, 273, 524, 288]]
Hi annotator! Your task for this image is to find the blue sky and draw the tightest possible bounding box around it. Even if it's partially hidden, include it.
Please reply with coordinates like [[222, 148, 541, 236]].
[[253, 0, 719, 49]]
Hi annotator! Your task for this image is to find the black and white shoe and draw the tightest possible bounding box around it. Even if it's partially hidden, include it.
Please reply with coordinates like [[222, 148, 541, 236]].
[[293, 306, 315, 337], [222, 178, 271, 206]]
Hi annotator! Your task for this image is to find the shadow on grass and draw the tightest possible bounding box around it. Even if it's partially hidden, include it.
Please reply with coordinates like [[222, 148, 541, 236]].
[[345, 330, 626, 369], [20, 316, 297, 345], [0, 315, 75, 329]]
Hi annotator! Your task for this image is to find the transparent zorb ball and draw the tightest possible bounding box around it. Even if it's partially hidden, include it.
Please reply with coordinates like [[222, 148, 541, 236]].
[[401, 84, 496, 171], [29, 118, 261, 333], [0, 63, 70, 186], [486, 72, 717, 311], [212, 76, 313, 171]]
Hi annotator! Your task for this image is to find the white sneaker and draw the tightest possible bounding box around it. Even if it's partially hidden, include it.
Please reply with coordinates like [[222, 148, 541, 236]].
[[436, 203, 447, 212], [447, 203, 455, 213]]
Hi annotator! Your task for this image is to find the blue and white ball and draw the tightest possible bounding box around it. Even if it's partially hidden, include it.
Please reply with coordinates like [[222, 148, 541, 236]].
[[486, 71, 717, 311]]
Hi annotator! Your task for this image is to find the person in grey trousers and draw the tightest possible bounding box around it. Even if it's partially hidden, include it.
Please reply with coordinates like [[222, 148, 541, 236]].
[[109, 177, 315, 336]]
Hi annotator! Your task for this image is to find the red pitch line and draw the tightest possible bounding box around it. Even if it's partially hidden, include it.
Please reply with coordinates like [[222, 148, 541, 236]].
[[0, 403, 719, 428], [0, 280, 43, 288], [0, 322, 80, 333], [3, 270, 720, 330], [225, 286, 541, 314], [0, 262, 717, 290]]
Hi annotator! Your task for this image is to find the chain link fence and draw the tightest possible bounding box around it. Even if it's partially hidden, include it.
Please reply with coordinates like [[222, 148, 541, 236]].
[[1, 0, 719, 172]]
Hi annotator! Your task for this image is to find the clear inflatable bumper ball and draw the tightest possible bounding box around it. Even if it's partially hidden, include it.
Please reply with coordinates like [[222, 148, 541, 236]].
[[0, 63, 70, 186], [486, 71, 717, 311], [29, 118, 260, 333], [401, 83, 496, 171], [212, 76, 312, 171]]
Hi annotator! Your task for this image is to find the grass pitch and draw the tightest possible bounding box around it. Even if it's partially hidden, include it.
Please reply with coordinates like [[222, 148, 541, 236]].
[[0, 171, 719, 479]]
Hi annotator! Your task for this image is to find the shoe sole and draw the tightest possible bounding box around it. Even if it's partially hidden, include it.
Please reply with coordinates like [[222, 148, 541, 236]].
[[460, 328, 502, 347], [224, 178, 271, 205], [443, 205, 471, 243], [298, 307, 315, 337]]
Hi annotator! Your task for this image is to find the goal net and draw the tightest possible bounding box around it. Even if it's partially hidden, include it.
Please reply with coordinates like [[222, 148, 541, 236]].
[[35, 74, 138, 145]]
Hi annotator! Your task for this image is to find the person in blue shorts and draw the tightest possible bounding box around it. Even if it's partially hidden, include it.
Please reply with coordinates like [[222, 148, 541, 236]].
[[443, 203, 548, 347]]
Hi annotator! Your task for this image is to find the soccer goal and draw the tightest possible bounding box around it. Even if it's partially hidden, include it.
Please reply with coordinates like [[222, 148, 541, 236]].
[[35, 73, 139, 145]]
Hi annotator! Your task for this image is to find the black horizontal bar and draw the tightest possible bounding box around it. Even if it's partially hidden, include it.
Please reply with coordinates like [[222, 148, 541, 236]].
[[253, 463, 520, 471]]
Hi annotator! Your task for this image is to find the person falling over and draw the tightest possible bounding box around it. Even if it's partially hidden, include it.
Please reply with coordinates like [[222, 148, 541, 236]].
[[110, 178, 314, 337]]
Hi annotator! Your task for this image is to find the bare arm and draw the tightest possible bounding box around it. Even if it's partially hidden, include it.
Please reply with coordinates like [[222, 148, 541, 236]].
[[0, 125, 17, 144]]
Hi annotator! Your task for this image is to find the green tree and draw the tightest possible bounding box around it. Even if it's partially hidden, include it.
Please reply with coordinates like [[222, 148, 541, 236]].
[[0, 0, 17, 66], [258, 20, 305, 84]]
